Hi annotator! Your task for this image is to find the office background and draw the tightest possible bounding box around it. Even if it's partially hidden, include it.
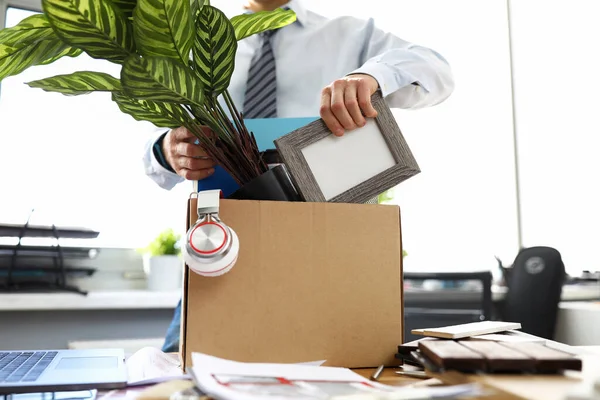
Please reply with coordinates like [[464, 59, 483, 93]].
[[2, 0, 598, 278], [0, 0, 599, 350]]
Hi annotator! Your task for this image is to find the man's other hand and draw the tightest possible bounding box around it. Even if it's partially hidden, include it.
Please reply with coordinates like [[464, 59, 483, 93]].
[[320, 74, 379, 137], [162, 126, 216, 181]]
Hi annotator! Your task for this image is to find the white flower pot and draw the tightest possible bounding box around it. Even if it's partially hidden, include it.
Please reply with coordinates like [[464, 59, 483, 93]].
[[143, 254, 182, 291]]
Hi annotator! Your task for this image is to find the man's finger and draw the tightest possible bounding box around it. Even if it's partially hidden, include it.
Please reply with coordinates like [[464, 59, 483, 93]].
[[176, 156, 216, 171], [183, 126, 215, 144], [176, 142, 210, 159], [320, 89, 344, 136], [172, 126, 195, 141], [330, 81, 356, 131], [179, 167, 215, 181], [358, 81, 378, 118], [344, 83, 365, 127]]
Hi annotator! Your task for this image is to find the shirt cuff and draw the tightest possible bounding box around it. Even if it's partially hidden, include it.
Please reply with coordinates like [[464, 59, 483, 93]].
[[144, 131, 184, 190], [152, 132, 176, 173], [349, 61, 420, 98]]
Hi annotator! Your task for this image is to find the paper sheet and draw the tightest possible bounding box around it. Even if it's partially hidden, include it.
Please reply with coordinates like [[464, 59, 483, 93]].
[[126, 347, 186, 387], [124, 347, 326, 387], [190, 352, 482, 400]]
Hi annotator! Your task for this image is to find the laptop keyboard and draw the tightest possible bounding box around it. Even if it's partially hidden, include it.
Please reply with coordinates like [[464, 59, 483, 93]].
[[0, 351, 58, 383]]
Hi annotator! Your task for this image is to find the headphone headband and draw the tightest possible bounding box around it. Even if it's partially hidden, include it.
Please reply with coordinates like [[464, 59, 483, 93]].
[[197, 189, 222, 216]]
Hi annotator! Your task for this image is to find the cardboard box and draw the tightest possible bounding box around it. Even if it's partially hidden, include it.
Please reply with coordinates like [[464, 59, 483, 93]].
[[180, 198, 404, 369]]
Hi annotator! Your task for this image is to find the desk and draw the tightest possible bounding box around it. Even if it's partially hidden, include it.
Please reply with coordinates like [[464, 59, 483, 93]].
[[353, 347, 600, 400], [556, 302, 600, 346], [96, 347, 600, 400]]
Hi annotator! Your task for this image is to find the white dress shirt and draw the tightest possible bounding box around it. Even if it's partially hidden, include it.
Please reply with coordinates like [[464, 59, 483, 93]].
[[143, 0, 455, 190]]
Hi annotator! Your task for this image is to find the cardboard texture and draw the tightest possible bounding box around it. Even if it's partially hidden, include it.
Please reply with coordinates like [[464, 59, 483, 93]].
[[180, 198, 403, 370]]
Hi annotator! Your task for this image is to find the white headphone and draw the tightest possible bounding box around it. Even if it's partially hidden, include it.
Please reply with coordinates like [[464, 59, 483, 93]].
[[182, 190, 239, 277]]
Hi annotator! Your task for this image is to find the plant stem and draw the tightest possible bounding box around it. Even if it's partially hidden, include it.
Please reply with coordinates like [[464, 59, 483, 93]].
[[223, 90, 268, 174]]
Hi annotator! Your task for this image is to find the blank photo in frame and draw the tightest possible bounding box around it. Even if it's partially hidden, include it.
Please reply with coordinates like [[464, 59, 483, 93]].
[[274, 91, 421, 203]]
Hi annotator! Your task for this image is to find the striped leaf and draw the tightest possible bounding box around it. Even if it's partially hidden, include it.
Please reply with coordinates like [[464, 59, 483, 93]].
[[109, 0, 137, 18], [190, 0, 206, 18], [230, 8, 296, 41], [42, 0, 134, 64], [112, 92, 192, 128], [0, 39, 82, 81], [193, 5, 236, 96], [133, 0, 194, 65], [0, 14, 55, 47], [27, 71, 121, 95], [121, 55, 204, 106], [0, 13, 82, 81]]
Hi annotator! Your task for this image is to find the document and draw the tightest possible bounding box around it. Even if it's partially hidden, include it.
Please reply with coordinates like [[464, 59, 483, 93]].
[[189, 352, 482, 400], [125, 347, 326, 388], [126, 347, 186, 387]]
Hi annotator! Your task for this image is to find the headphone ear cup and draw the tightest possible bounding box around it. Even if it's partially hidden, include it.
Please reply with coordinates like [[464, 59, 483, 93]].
[[195, 229, 239, 277], [182, 224, 239, 277]]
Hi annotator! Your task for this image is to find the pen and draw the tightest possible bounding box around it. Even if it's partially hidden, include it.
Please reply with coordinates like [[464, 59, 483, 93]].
[[395, 370, 429, 379], [370, 364, 385, 381]]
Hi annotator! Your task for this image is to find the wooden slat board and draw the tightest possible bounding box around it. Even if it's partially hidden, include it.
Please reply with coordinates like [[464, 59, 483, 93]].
[[418, 339, 582, 373], [498, 342, 583, 373], [460, 340, 536, 372], [419, 340, 486, 372]]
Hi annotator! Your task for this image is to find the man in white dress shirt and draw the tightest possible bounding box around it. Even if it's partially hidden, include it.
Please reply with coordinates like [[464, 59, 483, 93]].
[[143, 0, 454, 190], [150, 0, 454, 353]]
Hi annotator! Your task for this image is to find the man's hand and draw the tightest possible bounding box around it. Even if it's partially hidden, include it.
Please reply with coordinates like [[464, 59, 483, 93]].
[[162, 126, 216, 181], [320, 73, 380, 137]]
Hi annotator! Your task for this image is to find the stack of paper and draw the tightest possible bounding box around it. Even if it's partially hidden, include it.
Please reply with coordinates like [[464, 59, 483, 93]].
[[188, 352, 482, 400]]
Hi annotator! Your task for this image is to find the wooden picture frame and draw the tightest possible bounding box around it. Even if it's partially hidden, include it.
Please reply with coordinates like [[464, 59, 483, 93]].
[[274, 90, 421, 203]]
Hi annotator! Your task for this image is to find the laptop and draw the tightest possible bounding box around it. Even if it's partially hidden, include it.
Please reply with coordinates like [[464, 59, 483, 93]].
[[0, 349, 128, 394]]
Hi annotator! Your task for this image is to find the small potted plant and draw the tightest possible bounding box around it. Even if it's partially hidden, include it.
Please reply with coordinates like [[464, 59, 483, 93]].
[[141, 228, 182, 291], [0, 0, 298, 201]]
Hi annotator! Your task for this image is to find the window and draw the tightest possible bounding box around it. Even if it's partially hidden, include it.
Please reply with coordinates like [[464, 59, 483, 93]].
[[0, 5, 191, 249], [294, 0, 520, 273], [510, 1, 600, 276]]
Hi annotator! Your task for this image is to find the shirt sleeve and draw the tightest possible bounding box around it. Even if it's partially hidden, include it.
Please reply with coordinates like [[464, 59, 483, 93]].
[[349, 18, 455, 109], [142, 129, 185, 190]]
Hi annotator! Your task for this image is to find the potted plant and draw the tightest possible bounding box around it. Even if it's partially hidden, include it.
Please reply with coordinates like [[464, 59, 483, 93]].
[[0, 0, 298, 200], [141, 228, 182, 291]]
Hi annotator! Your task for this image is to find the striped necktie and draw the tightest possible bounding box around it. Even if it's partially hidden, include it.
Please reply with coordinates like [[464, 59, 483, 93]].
[[243, 29, 278, 118]]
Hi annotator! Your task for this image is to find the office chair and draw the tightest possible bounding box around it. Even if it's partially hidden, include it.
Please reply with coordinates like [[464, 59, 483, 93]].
[[498, 246, 566, 339], [403, 271, 493, 342]]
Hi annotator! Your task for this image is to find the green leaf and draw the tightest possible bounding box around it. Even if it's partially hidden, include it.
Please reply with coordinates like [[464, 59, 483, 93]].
[[42, 0, 134, 64], [0, 13, 82, 81], [190, 0, 206, 20], [27, 71, 121, 95], [142, 228, 181, 256], [193, 5, 236, 96], [109, 0, 138, 18], [0, 39, 82, 82], [133, 0, 194, 65], [121, 55, 204, 106], [0, 14, 54, 47], [377, 188, 395, 204], [230, 8, 296, 41], [112, 91, 192, 128]]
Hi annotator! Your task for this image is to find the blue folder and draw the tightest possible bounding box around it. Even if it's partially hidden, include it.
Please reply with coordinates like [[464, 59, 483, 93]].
[[197, 117, 319, 197]]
